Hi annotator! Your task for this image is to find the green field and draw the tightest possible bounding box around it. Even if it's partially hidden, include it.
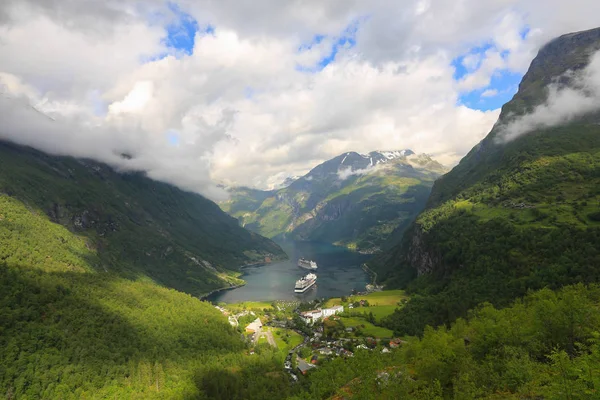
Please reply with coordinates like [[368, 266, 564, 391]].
[[356, 305, 399, 322], [222, 301, 275, 312], [271, 327, 303, 352], [339, 317, 394, 338], [325, 289, 408, 307]]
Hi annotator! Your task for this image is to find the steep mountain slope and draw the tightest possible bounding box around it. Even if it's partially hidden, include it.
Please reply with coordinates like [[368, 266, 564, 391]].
[[0, 140, 286, 297], [221, 150, 446, 253], [0, 193, 291, 399], [371, 27, 600, 335]]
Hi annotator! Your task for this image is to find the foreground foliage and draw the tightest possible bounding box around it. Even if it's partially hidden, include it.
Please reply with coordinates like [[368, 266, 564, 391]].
[[293, 284, 600, 399]]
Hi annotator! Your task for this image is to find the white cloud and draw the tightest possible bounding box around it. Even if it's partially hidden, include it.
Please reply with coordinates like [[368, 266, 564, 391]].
[[0, 0, 599, 199], [481, 89, 499, 98], [337, 165, 375, 181], [497, 50, 600, 142]]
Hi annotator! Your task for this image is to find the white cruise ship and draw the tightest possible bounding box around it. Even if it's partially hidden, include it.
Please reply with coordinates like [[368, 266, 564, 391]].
[[298, 258, 318, 270], [294, 273, 317, 293]]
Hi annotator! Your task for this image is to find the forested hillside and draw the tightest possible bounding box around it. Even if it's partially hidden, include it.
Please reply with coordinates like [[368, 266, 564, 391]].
[[221, 151, 445, 253], [0, 140, 285, 297], [371, 27, 600, 335], [0, 194, 292, 399], [292, 284, 600, 399]]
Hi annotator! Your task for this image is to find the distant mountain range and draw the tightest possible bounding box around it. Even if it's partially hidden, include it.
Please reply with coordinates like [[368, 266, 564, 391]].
[[220, 150, 447, 253]]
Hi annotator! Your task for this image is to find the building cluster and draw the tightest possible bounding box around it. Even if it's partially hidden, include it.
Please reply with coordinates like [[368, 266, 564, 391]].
[[300, 305, 344, 324]]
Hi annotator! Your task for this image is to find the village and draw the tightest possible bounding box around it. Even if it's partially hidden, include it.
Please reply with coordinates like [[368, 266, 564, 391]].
[[213, 290, 408, 382]]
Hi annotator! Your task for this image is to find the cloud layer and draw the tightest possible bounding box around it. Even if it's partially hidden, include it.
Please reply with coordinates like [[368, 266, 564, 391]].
[[497, 51, 600, 142], [1, 0, 600, 199]]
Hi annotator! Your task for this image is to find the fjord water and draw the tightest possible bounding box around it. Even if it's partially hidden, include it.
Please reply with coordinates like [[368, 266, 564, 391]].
[[208, 240, 371, 303]]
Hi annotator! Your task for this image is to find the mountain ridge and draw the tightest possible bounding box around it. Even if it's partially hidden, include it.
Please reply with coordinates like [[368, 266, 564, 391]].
[[0, 139, 286, 297], [371, 27, 600, 335], [220, 149, 446, 253]]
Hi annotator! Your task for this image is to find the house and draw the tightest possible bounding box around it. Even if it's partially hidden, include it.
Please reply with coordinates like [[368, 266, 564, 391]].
[[381, 347, 391, 353], [310, 355, 318, 364], [300, 309, 323, 325], [339, 349, 354, 357], [322, 305, 344, 318], [389, 338, 404, 348], [301, 306, 344, 324], [356, 344, 369, 350], [319, 347, 333, 355], [245, 318, 262, 333], [297, 358, 316, 375]]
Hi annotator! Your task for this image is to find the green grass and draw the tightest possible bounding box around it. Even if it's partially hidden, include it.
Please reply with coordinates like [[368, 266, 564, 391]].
[[271, 328, 303, 352], [223, 301, 275, 312], [357, 305, 399, 322], [339, 317, 394, 338], [325, 290, 408, 308]]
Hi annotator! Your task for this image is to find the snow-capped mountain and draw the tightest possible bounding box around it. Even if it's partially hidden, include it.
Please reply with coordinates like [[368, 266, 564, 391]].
[[220, 149, 446, 253]]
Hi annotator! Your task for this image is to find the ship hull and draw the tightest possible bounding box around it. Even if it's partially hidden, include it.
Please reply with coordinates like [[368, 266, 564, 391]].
[[298, 264, 317, 270], [294, 279, 316, 293]]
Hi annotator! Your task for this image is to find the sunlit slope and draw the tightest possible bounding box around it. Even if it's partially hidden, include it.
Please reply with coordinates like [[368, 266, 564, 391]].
[[371, 27, 600, 335]]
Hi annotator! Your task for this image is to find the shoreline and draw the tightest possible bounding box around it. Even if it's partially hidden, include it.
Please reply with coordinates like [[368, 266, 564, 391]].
[[202, 257, 287, 301], [200, 283, 246, 301]]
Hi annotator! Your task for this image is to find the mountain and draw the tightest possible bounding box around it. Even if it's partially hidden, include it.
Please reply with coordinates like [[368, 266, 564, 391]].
[[220, 150, 447, 253], [371, 27, 600, 335], [0, 173, 290, 399], [0, 140, 286, 297]]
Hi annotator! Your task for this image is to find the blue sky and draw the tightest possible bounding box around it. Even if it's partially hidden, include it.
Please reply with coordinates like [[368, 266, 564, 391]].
[[296, 19, 361, 72], [451, 27, 531, 111], [161, 3, 212, 57], [160, 5, 524, 113], [451, 44, 522, 111]]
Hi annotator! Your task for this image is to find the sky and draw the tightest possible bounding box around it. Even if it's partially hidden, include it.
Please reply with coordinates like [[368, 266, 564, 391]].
[[1, 1, 600, 200]]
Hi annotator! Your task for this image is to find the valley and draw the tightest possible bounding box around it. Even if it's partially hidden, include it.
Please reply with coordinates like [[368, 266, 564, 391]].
[[220, 151, 446, 254], [2, 8, 600, 400]]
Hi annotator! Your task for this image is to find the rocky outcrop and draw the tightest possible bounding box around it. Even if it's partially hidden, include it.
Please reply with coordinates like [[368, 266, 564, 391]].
[[406, 226, 442, 276]]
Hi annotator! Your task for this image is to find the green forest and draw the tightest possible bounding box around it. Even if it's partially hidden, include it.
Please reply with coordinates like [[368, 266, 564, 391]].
[[0, 194, 292, 399], [292, 284, 600, 399], [0, 141, 285, 298]]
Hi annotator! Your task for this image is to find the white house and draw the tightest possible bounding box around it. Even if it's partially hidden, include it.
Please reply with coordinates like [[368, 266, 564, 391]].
[[301, 305, 344, 324], [322, 305, 344, 317], [300, 310, 323, 324]]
